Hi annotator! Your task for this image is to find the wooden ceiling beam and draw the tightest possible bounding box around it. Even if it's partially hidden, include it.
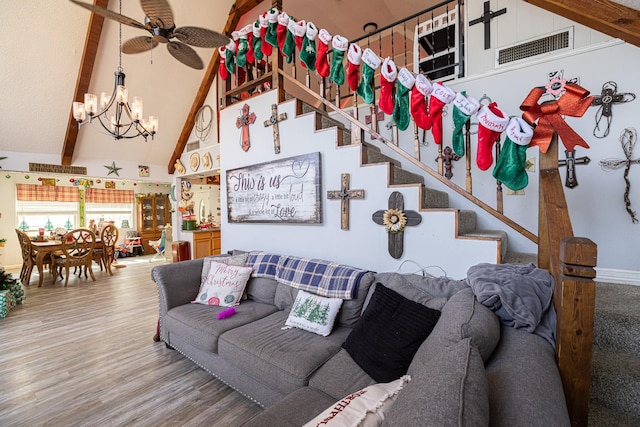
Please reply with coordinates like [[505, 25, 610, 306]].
[[524, 0, 640, 47], [61, 0, 109, 166], [168, 0, 263, 174]]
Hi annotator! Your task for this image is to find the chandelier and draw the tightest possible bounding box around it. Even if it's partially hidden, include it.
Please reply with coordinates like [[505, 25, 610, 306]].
[[72, 0, 158, 141]]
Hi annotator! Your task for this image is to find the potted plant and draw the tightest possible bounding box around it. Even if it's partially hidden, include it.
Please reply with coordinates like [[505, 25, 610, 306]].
[[0, 238, 6, 247]]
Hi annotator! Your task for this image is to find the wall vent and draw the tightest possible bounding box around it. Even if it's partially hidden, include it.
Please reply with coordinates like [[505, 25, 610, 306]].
[[186, 141, 200, 151], [495, 28, 573, 67]]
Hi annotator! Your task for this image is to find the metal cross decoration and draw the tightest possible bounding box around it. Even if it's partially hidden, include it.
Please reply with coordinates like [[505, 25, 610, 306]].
[[327, 173, 365, 230], [236, 104, 256, 152], [558, 149, 590, 188], [591, 81, 636, 138], [372, 191, 422, 259], [439, 146, 460, 180], [469, 1, 507, 50], [263, 104, 287, 154], [600, 128, 640, 223]]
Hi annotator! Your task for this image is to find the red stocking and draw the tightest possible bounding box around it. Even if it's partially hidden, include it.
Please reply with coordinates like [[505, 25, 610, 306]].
[[347, 44, 362, 91], [219, 46, 229, 80], [259, 12, 272, 57], [379, 57, 396, 115], [277, 12, 289, 55], [428, 82, 456, 145], [410, 74, 433, 130], [316, 29, 332, 78], [476, 102, 509, 171]]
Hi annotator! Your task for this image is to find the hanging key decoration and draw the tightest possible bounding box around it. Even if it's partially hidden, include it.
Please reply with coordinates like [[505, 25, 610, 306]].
[[591, 81, 636, 138], [600, 128, 640, 223]]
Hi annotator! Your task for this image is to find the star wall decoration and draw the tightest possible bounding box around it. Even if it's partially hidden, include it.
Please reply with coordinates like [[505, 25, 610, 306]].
[[104, 161, 122, 176]]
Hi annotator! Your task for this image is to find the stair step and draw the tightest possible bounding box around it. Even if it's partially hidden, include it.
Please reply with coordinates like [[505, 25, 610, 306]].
[[390, 165, 424, 186], [501, 252, 537, 265], [590, 346, 640, 419], [594, 282, 640, 354], [361, 145, 400, 167], [589, 400, 640, 427], [421, 187, 449, 209], [460, 229, 508, 261]]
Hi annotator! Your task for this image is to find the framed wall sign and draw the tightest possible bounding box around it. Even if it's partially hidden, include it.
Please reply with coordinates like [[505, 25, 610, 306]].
[[226, 152, 322, 223]]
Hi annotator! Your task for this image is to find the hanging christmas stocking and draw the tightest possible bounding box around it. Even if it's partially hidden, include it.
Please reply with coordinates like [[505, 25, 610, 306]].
[[277, 12, 290, 55], [219, 44, 230, 80], [300, 22, 317, 70], [259, 12, 273, 57], [476, 102, 509, 171], [329, 35, 348, 86], [282, 16, 300, 63], [220, 40, 236, 79], [379, 57, 397, 115], [235, 26, 251, 68], [410, 74, 433, 130], [492, 117, 534, 190], [245, 25, 255, 64], [347, 44, 362, 92], [428, 82, 456, 145], [288, 19, 306, 62], [392, 68, 415, 131], [316, 29, 332, 78], [264, 8, 279, 51], [451, 91, 480, 156], [252, 20, 263, 62], [357, 48, 381, 104]]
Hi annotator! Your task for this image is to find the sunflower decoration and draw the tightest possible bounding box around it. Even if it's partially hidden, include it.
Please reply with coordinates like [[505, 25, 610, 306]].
[[382, 209, 407, 233]]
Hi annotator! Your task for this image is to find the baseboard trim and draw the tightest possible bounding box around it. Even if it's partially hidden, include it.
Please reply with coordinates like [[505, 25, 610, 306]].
[[595, 268, 640, 286]]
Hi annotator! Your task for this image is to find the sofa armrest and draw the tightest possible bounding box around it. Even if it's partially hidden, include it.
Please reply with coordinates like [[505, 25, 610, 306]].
[[152, 259, 204, 316]]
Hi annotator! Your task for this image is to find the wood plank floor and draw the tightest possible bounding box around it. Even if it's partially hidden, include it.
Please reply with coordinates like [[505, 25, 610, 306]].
[[0, 256, 262, 426]]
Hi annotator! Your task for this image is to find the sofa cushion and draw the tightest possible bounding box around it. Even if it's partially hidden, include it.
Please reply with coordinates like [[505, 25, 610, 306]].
[[343, 283, 441, 383], [485, 326, 570, 427], [303, 375, 411, 427], [163, 301, 277, 353], [245, 277, 279, 305], [382, 338, 489, 427], [194, 261, 252, 306], [285, 290, 343, 336], [218, 311, 352, 395], [309, 348, 376, 400], [427, 287, 501, 361]]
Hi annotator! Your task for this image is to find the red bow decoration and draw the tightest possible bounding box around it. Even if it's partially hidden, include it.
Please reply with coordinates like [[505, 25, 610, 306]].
[[520, 83, 593, 153]]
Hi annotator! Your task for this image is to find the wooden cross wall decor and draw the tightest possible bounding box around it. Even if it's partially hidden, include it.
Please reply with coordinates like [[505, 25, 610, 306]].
[[558, 149, 590, 188], [327, 173, 365, 230], [469, 1, 507, 50], [263, 104, 288, 154], [372, 191, 422, 259], [236, 104, 256, 152]]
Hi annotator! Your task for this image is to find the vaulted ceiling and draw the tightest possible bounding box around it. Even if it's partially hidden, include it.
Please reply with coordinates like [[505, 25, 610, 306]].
[[1, 0, 638, 176]]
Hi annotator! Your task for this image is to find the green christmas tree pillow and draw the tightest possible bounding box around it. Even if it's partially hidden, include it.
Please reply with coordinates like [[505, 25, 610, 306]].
[[285, 290, 343, 336]]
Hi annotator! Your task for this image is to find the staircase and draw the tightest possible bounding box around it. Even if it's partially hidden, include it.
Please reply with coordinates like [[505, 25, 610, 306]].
[[293, 97, 511, 262], [588, 282, 640, 426]]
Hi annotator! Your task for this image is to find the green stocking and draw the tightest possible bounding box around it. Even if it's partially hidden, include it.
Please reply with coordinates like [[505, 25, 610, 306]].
[[451, 92, 480, 156], [392, 68, 415, 131], [252, 21, 263, 61], [282, 26, 296, 63], [225, 44, 235, 75], [236, 37, 248, 68], [356, 48, 381, 104], [299, 22, 317, 71], [492, 117, 533, 191], [265, 9, 279, 49], [329, 35, 348, 86]]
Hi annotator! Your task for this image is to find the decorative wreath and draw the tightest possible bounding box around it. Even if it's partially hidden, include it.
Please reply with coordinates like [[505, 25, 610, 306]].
[[383, 209, 407, 233]]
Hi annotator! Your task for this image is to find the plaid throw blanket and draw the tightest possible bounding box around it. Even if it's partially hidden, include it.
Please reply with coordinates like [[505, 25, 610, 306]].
[[246, 252, 281, 278], [275, 256, 368, 300]]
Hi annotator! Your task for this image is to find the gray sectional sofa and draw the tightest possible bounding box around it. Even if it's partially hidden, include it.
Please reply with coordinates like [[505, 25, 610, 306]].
[[152, 251, 570, 426]]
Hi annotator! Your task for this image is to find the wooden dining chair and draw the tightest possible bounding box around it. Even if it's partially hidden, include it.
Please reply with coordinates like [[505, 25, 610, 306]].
[[52, 229, 96, 286], [92, 224, 119, 275], [15, 228, 51, 285]]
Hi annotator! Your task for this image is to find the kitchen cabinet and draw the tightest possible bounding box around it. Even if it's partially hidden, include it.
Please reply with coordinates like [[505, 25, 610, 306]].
[[193, 230, 221, 259], [137, 195, 170, 254]]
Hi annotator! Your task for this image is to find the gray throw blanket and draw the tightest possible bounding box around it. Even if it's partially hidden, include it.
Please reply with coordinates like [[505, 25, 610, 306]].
[[467, 263, 557, 348]]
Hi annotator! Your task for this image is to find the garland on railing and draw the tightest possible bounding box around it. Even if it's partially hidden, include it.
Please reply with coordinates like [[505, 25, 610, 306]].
[[219, 7, 594, 192]]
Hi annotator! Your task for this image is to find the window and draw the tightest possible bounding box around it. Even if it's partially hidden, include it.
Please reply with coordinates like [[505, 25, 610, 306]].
[[85, 202, 133, 228], [16, 201, 78, 233]]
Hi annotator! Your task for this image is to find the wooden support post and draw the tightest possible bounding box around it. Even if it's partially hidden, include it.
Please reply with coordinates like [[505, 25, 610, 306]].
[[351, 92, 362, 145], [538, 133, 560, 270], [320, 78, 326, 111], [437, 144, 444, 175], [495, 141, 503, 213], [413, 124, 421, 160], [557, 237, 597, 427], [305, 71, 311, 88], [335, 85, 341, 108], [465, 120, 472, 193]]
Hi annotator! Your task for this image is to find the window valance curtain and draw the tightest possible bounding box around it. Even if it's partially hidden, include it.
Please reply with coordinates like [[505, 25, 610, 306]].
[[16, 184, 80, 202], [85, 188, 134, 204]]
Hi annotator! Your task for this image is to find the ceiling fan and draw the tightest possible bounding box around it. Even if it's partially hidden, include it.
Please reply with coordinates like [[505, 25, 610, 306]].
[[70, 0, 230, 69]]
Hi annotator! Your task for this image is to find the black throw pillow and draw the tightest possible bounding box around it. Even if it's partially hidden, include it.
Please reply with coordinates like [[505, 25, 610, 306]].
[[343, 283, 441, 383]]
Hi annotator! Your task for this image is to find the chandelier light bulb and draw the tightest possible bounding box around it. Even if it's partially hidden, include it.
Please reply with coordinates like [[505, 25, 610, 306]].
[[116, 85, 128, 103], [100, 92, 110, 110], [148, 116, 158, 133], [84, 93, 98, 115], [73, 102, 86, 121], [131, 96, 143, 121]]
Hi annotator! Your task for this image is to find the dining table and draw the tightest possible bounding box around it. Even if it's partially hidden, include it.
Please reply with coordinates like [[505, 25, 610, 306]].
[[31, 239, 103, 287]]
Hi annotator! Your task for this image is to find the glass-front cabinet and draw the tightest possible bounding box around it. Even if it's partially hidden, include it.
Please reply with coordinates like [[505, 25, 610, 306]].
[[136, 194, 170, 254]]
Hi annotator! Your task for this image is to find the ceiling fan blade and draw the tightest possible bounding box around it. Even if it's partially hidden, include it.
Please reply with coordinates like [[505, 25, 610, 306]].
[[69, 0, 146, 30], [122, 36, 159, 54], [167, 41, 204, 70], [140, 0, 174, 29], [173, 26, 230, 48]]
